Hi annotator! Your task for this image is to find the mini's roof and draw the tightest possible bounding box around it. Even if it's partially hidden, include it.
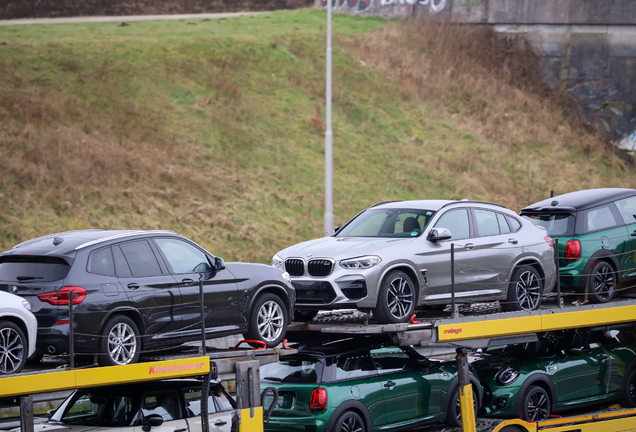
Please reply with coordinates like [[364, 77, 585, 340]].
[[521, 188, 636, 213], [3, 229, 178, 256]]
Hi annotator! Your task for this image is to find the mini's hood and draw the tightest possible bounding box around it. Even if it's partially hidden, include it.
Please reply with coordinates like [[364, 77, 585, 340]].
[[276, 235, 417, 260], [27, 423, 104, 432]]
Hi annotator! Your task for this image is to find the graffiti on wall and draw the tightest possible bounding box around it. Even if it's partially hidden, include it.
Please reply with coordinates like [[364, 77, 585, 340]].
[[319, 0, 447, 13]]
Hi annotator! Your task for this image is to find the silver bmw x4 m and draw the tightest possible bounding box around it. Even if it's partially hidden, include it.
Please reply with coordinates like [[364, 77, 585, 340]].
[[273, 200, 556, 323]]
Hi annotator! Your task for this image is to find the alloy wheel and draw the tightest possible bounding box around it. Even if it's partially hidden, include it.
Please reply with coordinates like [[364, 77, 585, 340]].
[[592, 264, 615, 301], [107, 322, 137, 365], [339, 414, 364, 432], [515, 270, 541, 311], [257, 300, 284, 342], [0, 326, 24, 374], [526, 389, 549, 421], [387, 276, 414, 319]]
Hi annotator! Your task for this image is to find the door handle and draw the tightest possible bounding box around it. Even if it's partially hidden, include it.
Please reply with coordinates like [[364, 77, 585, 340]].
[[631, 231, 636, 237], [214, 421, 228, 426], [508, 238, 518, 244], [127, 283, 139, 290], [464, 243, 475, 250], [384, 381, 396, 388], [181, 278, 194, 286]]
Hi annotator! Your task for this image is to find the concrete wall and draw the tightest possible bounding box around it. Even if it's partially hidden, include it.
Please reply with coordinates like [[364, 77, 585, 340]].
[[318, 0, 636, 143]]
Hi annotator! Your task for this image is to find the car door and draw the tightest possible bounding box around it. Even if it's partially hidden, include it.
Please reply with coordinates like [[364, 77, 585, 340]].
[[613, 196, 636, 279], [469, 209, 521, 301], [371, 347, 443, 425], [114, 239, 184, 341], [421, 208, 482, 302], [152, 237, 240, 337], [182, 385, 234, 432]]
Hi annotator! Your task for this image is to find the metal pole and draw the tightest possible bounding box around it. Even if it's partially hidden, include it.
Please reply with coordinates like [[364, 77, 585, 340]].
[[68, 292, 74, 369], [451, 243, 458, 318], [555, 238, 562, 308], [199, 279, 206, 356], [20, 396, 34, 432], [455, 349, 477, 432], [324, 0, 334, 237]]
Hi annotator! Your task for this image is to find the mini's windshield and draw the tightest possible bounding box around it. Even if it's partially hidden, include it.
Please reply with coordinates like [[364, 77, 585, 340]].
[[521, 212, 575, 237], [54, 391, 139, 426], [261, 358, 322, 384], [336, 209, 435, 238]]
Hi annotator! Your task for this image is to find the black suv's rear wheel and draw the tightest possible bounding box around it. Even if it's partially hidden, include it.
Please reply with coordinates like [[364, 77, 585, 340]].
[[373, 270, 415, 324], [0, 320, 27, 375], [246, 293, 288, 348], [502, 266, 542, 312], [98, 315, 140, 366], [587, 261, 616, 303]]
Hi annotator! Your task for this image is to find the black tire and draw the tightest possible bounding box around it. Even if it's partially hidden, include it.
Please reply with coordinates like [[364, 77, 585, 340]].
[[587, 261, 616, 303], [98, 315, 140, 366], [446, 385, 477, 427], [621, 368, 636, 407], [332, 410, 365, 432], [520, 385, 550, 421], [294, 310, 318, 322], [373, 270, 416, 324], [502, 266, 543, 312], [246, 293, 288, 348], [0, 320, 27, 375]]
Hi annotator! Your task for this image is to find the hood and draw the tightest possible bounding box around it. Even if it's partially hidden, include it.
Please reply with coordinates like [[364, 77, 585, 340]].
[[19, 423, 105, 432], [276, 236, 417, 260]]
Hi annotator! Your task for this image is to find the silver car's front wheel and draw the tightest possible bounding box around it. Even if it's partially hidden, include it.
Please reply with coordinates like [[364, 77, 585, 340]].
[[373, 270, 415, 324]]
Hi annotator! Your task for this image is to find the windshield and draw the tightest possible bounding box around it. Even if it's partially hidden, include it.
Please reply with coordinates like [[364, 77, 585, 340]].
[[521, 212, 575, 237], [336, 208, 435, 238], [261, 358, 322, 384], [53, 391, 139, 426]]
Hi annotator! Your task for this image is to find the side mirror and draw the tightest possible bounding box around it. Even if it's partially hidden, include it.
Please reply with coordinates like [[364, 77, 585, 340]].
[[142, 414, 164, 432], [427, 228, 452, 242], [46, 409, 56, 420], [333, 226, 341, 235], [214, 256, 226, 271]]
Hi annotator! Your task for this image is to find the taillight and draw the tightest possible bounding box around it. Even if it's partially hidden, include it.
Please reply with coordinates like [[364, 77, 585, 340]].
[[310, 388, 327, 411], [565, 240, 581, 261], [37, 286, 87, 305], [544, 236, 554, 248]]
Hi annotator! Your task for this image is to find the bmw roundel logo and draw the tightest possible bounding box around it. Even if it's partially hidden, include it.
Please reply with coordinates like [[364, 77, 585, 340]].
[[11, 286, 18, 293]]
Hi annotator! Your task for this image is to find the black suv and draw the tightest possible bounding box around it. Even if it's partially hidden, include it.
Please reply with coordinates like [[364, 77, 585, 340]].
[[0, 230, 295, 366]]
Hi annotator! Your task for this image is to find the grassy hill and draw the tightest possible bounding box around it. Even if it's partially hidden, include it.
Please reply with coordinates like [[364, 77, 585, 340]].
[[0, 9, 632, 264]]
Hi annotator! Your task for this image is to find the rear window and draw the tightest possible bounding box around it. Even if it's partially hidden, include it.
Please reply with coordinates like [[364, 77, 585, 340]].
[[0, 256, 71, 282], [260, 358, 322, 384], [522, 213, 575, 237]]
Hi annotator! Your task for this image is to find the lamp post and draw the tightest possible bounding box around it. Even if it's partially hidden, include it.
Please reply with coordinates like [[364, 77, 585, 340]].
[[324, 0, 334, 237]]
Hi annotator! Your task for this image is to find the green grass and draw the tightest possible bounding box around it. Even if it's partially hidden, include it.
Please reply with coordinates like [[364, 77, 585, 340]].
[[0, 8, 632, 264]]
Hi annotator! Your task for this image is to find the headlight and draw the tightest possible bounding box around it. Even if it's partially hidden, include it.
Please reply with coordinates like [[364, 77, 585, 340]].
[[22, 299, 32, 311], [282, 272, 291, 281], [272, 254, 285, 270], [339, 256, 381, 270], [496, 367, 520, 386]]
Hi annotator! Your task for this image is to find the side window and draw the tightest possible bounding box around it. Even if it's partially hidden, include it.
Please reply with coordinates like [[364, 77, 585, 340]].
[[211, 386, 234, 412], [141, 391, 181, 421], [88, 247, 115, 276], [434, 209, 470, 240], [614, 196, 636, 225], [583, 205, 619, 233], [506, 215, 522, 232], [497, 213, 511, 234], [370, 347, 412, 374], [119, 240, 162, 277], [474, 209, 501, 237], [183, 389, 216, 417], [112, 246, 132, 278], [154, 238, 212, 274], [334, 352, 376, 381]]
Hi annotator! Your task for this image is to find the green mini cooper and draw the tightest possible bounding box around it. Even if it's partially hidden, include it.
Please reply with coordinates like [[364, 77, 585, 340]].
[[521, 188, 636, 303], [260, 340, 481, 432]]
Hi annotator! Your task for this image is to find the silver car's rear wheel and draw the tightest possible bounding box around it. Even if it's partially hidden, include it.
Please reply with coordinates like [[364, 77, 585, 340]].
[[373, 270, 415, 324], [503, 266, 542, 312]]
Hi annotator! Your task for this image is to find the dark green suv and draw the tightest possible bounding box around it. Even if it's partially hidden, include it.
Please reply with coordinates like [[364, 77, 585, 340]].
[[521, 188, 636, 303], [473, 327, 636, 421], [260, 340, 482, 432]]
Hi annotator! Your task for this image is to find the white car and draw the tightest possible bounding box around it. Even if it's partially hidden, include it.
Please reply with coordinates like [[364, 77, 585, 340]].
[[22, 379, 235, 432], [0, 290, 37, 374]]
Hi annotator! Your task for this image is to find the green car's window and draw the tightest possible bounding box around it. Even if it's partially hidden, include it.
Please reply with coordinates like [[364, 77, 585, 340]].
[[371, 347, 413, 374], [582, 205, 619, 233], [336, 208, 435, 238], [522, 213, 575, 237], [614, 196, 636, 225], [261, 359, 321, 383], [334, 353, 376, 380]]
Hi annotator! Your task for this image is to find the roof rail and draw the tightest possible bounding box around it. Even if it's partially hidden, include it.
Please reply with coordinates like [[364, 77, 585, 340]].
[[12, 230, 103, 249]]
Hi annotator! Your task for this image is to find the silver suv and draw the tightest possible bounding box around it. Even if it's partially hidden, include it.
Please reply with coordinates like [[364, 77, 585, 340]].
[[273, 200, 556, 323]]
